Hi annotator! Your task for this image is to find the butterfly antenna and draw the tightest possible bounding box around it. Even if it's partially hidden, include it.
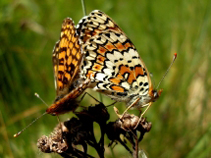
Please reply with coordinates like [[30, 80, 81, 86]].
[[35, 93, 48, 107], [35, 93, 62, 135], [14, 93, 51, 137], [156, 53, 177, 90], [13, 112, 47, 137]]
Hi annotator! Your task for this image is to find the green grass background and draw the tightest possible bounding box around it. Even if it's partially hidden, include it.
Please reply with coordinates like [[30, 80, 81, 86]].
[[1, 0, 211, 157]]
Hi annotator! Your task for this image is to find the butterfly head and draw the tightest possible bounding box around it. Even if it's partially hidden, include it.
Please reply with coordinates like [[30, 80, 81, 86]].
[[150, 89, 163, 102]]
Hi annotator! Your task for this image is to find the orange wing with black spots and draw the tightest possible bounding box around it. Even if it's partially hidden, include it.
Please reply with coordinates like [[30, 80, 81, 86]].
[[77, 10, 159, 108], [52, 18, 82, 96], [47, 18, 89, 116]]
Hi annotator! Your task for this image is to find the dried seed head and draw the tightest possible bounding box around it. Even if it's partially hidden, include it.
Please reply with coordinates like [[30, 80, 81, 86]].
[[37, 123, 68, 153]]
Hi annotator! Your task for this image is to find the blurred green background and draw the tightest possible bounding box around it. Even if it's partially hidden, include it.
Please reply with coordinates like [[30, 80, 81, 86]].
[[1, 0, 211, 157]]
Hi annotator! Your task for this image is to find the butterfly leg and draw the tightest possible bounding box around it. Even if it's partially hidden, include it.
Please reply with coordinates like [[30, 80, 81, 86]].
[[113, 106, 122, 118], [80, 91, 117, 107], [118, 98, 141, 119], [134, 102, 152, 129], [79, 92, 101, 103], [114, 98, 152, 129], [106, 101, 117, 107], [79, 91, 109, 108], [141, 104, 150, 108]]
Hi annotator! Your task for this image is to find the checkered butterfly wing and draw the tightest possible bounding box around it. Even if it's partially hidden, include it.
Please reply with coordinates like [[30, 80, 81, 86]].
[[53, 18, 82, 97], [77, 10, 153, 106], [47, 18, 86, 115]]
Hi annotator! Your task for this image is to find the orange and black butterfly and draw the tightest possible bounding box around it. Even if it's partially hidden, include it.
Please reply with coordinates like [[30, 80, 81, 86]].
[[46, 18, 90, 116], [13, 19, 91, 137]]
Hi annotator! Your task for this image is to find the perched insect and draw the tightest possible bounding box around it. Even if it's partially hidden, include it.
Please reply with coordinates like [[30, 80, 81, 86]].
[[46, 18, 91, 116], [14, 18, 91, 137], [76, 10, 176, 121]]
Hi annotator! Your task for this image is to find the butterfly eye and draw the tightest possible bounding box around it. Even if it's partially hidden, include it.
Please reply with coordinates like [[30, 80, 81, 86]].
[[153, 89, 163, 101], [153, 90, 159, 101], [154, 91, 158, 98]]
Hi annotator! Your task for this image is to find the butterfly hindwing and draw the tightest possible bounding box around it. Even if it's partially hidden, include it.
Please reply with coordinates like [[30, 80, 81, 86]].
[[53, 18, 83, 96], [77, 10, 152, 102], [47, 18, 87, 115]]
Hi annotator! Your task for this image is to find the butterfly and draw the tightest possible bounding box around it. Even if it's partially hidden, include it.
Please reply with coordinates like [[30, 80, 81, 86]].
[[14, 19, 91, 137], [76, 10, 162, 117], [46, 18, 90, 116]]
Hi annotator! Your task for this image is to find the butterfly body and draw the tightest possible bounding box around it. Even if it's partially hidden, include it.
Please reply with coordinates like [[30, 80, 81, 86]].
[[46, 78, 90, 115]]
